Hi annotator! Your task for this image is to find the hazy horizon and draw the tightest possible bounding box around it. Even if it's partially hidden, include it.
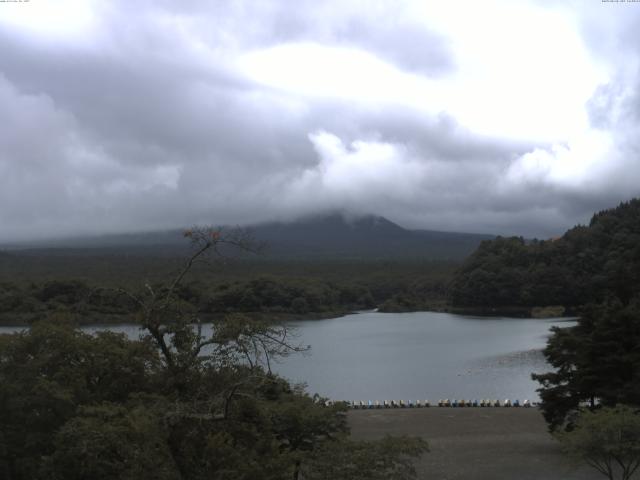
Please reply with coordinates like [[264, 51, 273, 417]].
[[1, 209, 501, 247]]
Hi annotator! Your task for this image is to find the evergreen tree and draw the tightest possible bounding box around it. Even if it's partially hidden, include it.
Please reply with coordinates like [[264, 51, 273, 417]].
[[533, 299, 640, 431]]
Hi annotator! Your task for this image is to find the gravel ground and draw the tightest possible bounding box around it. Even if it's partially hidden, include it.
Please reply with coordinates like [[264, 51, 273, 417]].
[[348, 408, 603, 480]]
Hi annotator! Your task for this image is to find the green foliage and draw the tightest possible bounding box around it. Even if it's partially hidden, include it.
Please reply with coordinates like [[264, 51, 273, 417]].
[[450, 198, 640, 310], [302, 435, 428, 480], [556, 405, 640, 480], [49, 402, 179, 480], [0, 318, 160, 479], [533, 300, 640, 431], [36, 280, 91, 304], [0, 259, 456, 324], [0, 228, 428, 480]]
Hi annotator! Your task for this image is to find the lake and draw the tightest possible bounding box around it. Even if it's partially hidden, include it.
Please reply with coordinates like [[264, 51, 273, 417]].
[[0, 311, 572, 402], [274, 311, 573, 403]]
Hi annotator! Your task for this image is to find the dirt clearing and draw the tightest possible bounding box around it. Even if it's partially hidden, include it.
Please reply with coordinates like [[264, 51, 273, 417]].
[[348, 408, 602, 480]]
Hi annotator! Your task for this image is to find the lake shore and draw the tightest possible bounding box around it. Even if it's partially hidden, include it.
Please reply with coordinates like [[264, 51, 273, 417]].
[[348, 408, 600, 480], [0, 309, 352, 327], [0, 304, 577, 327]]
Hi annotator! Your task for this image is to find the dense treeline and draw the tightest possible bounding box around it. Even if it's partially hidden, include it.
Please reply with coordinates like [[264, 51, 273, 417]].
[[0, 277, 372, 324], [0, 258, 455, 324], [450, 199, 640, 311]]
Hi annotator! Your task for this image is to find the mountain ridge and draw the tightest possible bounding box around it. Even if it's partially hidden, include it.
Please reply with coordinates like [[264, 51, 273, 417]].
[[2, 213, 495, 260]]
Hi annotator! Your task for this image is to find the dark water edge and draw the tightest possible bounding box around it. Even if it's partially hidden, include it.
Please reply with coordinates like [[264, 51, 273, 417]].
[[383, 304, 578, 318], [0, 300, 582, 328]]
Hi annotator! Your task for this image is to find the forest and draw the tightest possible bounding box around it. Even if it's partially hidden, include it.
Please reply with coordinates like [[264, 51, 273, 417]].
[[0, 253, 454, 325], [449, 199, 640, 313]]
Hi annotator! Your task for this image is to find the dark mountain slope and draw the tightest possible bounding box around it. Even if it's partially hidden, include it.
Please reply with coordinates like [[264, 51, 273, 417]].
[[4, 213, 494, 260], [248, 214, 493, 259]]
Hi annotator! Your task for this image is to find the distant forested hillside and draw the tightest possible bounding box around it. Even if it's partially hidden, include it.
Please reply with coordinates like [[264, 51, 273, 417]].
[[0, 253, 455, 325], [450, 198, 640, 311]]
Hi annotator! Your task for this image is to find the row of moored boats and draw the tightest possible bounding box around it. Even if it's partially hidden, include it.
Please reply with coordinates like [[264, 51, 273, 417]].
[[348, 398, 535, 409]]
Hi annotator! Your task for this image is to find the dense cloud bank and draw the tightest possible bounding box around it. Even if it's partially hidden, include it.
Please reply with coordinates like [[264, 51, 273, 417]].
[[1, 0, 639, 241]]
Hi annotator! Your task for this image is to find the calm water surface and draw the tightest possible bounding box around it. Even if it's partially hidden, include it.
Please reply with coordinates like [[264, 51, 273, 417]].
[[0, 311, 573, 402], [275, 311, 573, 402]]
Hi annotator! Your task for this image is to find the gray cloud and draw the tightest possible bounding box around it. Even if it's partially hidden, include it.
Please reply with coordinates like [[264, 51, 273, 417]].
[[1, 1, 639, 242]]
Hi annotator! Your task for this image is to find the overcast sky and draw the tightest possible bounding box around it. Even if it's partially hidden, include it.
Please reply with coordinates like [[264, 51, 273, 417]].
[[1, 0, 639, 241]]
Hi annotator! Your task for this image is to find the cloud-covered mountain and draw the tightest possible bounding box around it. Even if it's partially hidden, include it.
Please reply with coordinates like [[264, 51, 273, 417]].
[[249, 213, 494, 259], [4, 213, 493, 260]]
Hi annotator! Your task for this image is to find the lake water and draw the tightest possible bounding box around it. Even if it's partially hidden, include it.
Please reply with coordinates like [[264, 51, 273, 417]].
[[0, 311, 573, 402], [274, 311, 573, 402]]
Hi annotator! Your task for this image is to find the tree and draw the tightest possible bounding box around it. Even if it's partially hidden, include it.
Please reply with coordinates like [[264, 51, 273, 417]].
[[533, 299, 640, 431], [0, 317, 161, 479], [48, 402, 179, 480], [556, 405, 640, 480]]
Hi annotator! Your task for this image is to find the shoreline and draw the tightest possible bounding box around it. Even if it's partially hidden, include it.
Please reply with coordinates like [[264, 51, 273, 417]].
[[0, 309, 353, 328], [0, 306, 576, 328]]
